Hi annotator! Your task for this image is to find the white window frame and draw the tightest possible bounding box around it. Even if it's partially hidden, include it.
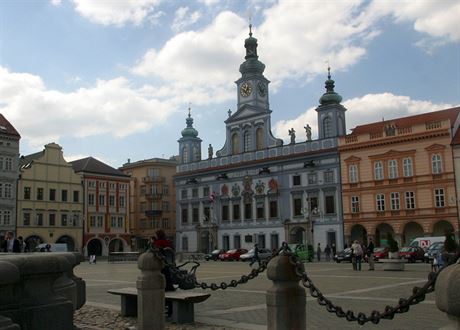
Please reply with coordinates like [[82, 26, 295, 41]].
[[434, 188, 445, 207], [374, 161, 384, 180], [403, 158, 413, 177], [351, 196, 360, 213], [405, 191, 415, 209], [390, 192, 400, 210], [349, 165, 358, 183], [432, 154, 442, 174], [388, 159, 398, 179], [376, 194, 385, 211]]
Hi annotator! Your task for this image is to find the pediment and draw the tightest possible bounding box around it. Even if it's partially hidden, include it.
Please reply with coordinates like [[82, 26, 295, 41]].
[[343, 156, 361, 163], [226, 105, 270, 124], [425, 143, 446, 152], [369, 149, 416, 159]]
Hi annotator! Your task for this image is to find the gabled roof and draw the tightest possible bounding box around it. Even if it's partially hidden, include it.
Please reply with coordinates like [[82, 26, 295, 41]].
[[0, 114, 21, 138], [19, 151, 43, 167], [351, 106, 460, 135], [70, 157, 129, 177]]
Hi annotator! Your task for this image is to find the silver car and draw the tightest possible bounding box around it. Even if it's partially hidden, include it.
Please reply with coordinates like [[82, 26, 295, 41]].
[[239, 248, 272, 261]]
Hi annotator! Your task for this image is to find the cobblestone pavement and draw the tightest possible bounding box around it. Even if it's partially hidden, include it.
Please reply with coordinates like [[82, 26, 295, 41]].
[[75, 259, 449, 329]]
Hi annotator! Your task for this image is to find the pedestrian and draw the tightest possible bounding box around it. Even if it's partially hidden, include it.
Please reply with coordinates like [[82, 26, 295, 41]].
[[153, 229, 175, 317], [316, 243, 321, 262], [250, 243, 260, 267], [1, 231, 20, 253], [324, 244, 331, 261], [331, 243, 337, 256], [367, 238, 375, 271], [351, 240, 363, 271]]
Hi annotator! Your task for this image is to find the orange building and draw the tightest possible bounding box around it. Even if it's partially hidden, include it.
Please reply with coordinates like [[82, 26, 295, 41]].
[[119, 158, 177, 250], [339, 107, 460, 247]]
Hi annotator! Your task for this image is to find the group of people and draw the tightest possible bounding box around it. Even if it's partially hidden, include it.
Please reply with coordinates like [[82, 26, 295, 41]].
[[0, 231, 27, 253], [316, 243, 337, 262], [350, 239, 375, 271]]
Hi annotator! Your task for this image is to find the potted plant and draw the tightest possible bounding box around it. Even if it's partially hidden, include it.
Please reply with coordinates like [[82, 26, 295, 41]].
[[387, 233, 399, 259]]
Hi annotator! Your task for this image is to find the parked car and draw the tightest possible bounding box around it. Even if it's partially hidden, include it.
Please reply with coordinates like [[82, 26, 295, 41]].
[[218, 248, 248, 261], [424, 241, 445, 263], [334, 248, 352, 263], [373, 247, 389, 261], [409, 236, 445, 251], [240, 248, 272, 261], [400, 246, 425, 262], [205, 249, 225, 261], [288, 244, 313, 262]]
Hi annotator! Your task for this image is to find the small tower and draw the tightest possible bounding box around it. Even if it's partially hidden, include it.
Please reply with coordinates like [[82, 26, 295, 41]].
[[178, 106, 202, 164], [315, 67, 347, 139]]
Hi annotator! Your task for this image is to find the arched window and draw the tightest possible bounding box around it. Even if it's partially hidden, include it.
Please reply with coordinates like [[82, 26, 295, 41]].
[[256, 127, 264, 150], [244, 131, 252, 152], [323, 117, 333, 138], [193, 146, 200, 161], [232, 133, 240, 154], [182, 146, 188, 163], [432, 154, 442, 174]]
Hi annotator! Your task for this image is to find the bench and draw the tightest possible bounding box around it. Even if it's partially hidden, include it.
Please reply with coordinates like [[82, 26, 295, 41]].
[[107, 287, 210, 324]]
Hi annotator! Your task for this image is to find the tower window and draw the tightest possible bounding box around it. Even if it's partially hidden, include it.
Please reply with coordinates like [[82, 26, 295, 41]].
[[256, 127, 264, 150], [323, 117, 333, 138], [182, 146, 188, 163], [232, 133, 240, 154], [244, 131, 252, 152]]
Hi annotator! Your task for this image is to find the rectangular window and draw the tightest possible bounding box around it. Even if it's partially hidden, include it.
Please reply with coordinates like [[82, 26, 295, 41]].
[[204, 206, 210, 221], [374, 161, 384, 180], [36, 213, 43, 226], [163, 185, 169, 195], [118, 217, 123, 228], [325, 195, 335, 214], [324, 171, 334, 183], [403, 158, 413, 177], [110, 216, 116, 227], [293, 197, 302, 216], [4, 184, 11, 198], [73, 191, 79, 203], [24, 187, 31, 200], [233, 204, 240, 220], [49, 213, 56, 226], [256, 201, 264, 219], [388, 159, 398, 179], [405, 191, 415, 209], [23, 213, 30, 226], [109, 195, 115, 206], [37, 188, 44, 200], [349, 165, 358, 183], [435, 188, 445, 207], [61, 214, 68, 226], [223, 236, 230, 251], [293, 175, 301, 186], [181, 189, 187, 199], [88, 194, 95, 206], [269, 200, 278, 218], [5, 157, 12, 171], [89, 216, 96, 227], [432, 154, 443, 174], [308, 173, 317, 184], [203, 187, 210, 197], [390, 192, 400, 210], [376, 194, 385, 211], [270, 233, 279, 250], [234, 235, 241, 249], [49, 189, 56, 201], [244, 203, 252, 219], [119, 196, 125, 208], [96, 216, 103, 227], [351, 196, 360, 213], [181, 236, 189, 252], [99, 194, 105, 206], [192, 188, 198, 198], [3, 211, 10, 225], [309, 197, 318, 212], [222, 205, 229, 221], [61, 190, 68, 202], [181, 208, 188, 223], [192, 207, 199, 222]]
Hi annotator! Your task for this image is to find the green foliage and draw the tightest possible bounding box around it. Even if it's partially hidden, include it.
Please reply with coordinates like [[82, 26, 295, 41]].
[[444, 230, 458, 253], [387, 233, 399, 253]]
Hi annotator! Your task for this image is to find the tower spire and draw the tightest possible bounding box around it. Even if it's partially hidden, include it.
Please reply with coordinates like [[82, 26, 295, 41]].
[[319, 66, 342, 105]]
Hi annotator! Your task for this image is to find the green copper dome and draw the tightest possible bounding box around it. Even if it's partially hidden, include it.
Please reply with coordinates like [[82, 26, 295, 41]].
[[239, 24, 265, 76], [181, 110, 199, 138], [319, 69, 342, 105]]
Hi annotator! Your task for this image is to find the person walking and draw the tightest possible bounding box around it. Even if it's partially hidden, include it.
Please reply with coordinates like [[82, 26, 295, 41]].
[[351, 240, 363, 271], [316, 243, 321, 262], [324, 244, 331, 261], [1, 231, 20, 253], [367, 238, 375, 271], [250, 243, 260, 267], [331, 243, 337, 256]]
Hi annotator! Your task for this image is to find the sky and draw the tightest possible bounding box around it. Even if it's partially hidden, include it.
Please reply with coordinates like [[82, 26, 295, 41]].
[[0, 0, 459, 168]]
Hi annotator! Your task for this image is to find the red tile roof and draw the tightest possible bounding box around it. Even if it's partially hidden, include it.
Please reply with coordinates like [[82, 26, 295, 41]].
[[0, 114, 20, 138], [350, 106, 460, 135]]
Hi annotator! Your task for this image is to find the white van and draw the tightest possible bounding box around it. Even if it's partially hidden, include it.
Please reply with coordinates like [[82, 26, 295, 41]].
[[409, 237, 445, 250]]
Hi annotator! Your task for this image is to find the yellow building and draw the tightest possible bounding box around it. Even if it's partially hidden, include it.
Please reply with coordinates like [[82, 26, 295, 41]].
[[339, 107, 460, 247], [119, 158, 177, 250], [17, 143, 84, 251]]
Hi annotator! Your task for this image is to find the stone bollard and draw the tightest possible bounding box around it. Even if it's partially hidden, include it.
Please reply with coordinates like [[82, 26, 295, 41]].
[[435, 262, 460, 330], [266, 252, 306, 330], [137, 251, 165, 330]]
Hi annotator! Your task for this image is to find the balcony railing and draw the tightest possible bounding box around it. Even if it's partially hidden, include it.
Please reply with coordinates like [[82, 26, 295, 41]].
[[143, 176, 165, 183]]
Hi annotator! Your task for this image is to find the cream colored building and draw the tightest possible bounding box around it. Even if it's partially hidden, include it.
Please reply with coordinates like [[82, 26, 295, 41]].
[[17, 143, 84, 251], [119, 158, 177, 250], [339, 107, 460, 247]]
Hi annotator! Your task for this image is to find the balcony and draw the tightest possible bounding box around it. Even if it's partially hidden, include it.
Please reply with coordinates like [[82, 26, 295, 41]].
[[143, 176, 165, 183]]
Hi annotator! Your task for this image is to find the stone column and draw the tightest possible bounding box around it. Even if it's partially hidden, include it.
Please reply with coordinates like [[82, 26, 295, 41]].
[[266, 252, 306, 330], [137, 251, 165, 330], [435, 262, 460, 329]]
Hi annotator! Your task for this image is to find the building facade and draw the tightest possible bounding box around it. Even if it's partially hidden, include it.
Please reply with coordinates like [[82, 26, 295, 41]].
[[339, 107, 460, 247], [119, 158, 177, 250], [174, 28, 346, 253], [0, 114, 20, 242], [70, 157, 131, 257], [17, 143, 84, 251]]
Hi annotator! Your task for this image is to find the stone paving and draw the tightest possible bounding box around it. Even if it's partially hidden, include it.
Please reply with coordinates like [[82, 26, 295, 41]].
[[74, 259, 448, 329]]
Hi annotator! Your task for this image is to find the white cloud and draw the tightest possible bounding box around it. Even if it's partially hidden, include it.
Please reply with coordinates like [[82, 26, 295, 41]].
[[172, 7, 202, 32], [198, 0, 219, 6], [0, 66, 175, 150], [72, 0, 161, 27], [273, 93, 455, 142], [50, 0, 62, 6]]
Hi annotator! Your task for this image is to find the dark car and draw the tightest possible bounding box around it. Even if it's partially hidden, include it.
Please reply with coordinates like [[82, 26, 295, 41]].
[[205, 249, 225, 261], [334, 248, 352, 263], [218, 248, 248, 261], [399, 246, 425, 263], [424, 242, 445, 263], [239, 248, 272, 261], [373, 247, 389, 261]]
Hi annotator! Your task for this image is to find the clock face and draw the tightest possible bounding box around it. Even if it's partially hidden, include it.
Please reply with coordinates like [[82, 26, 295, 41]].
[[240, 82, 252, 97], [257, 82, 266, 97]]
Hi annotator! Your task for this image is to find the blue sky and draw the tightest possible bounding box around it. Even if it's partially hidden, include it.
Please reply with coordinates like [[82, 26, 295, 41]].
[[0, 0, 459, 167]]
